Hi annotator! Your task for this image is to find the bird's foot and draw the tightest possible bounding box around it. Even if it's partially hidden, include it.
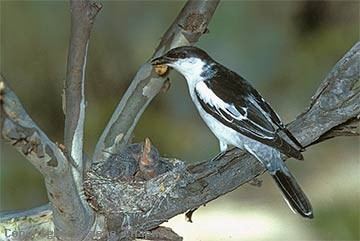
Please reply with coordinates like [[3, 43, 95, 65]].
[[210, 150, 227, 162], [248, 177, 263, 187]]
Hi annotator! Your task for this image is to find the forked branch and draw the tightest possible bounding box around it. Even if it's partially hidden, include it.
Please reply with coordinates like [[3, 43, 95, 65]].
[[93, 0, 220, 164], [1, 0, 102, 240], [0, 75, 92, 240], [1, 0, 358, 239]]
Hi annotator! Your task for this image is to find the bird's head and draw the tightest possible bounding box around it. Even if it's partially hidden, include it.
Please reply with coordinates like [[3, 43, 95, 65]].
[[151, 46, 214, 82]]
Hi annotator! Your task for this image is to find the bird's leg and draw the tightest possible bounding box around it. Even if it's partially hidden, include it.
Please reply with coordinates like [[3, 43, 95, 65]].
[[210, 151, 227, 162], [219, 140, 228, 152], [248, 177, 263, 187], [210, 140, 228, 161]]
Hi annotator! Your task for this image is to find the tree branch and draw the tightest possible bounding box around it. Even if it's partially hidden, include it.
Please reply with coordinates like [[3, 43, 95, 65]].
[[1, 0, 102, 240], [0, 75, 93, 240], [0, 76, 68, 175], [85, 42, 360, 237], [64, 0, 101, 174], [0, 205, 53, 241], [60, 0, 102, 239], [312, 117, 359, 145], [288, 41, 360, 148], [93, 0, 220, 164]]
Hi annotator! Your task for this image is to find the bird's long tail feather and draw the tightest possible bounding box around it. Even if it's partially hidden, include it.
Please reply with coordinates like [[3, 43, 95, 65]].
[[271, 167, 313, 219]]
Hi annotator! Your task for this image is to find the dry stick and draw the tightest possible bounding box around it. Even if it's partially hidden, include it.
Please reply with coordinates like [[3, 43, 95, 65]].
[[93, 0, 220, 164]]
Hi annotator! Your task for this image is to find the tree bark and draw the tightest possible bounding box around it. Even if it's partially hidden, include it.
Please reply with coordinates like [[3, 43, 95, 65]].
[[0, 76, 93, 240], [84, 41, 360, 240], [0, 0, 358, 240], [92, 0, 220, 164], [1, 0, 102, 240], [0, 1, 219, 240]]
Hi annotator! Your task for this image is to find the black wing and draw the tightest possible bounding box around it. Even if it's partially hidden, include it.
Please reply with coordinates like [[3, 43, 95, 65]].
[[247, 89, 304, 150], [195, 68, 303, 160]]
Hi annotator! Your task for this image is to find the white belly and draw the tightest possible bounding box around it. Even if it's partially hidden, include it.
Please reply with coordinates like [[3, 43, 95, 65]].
[[191, 91, 280, 168]]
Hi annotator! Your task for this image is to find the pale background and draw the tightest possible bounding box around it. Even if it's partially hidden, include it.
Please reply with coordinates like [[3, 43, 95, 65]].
[[1, 1, 359, 240]]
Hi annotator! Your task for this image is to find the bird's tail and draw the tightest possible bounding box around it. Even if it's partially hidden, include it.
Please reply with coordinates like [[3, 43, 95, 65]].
[[271, 166, 313, 219]]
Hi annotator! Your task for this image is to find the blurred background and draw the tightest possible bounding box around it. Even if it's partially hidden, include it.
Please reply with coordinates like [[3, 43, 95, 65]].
[[1, 1, 359, 240]]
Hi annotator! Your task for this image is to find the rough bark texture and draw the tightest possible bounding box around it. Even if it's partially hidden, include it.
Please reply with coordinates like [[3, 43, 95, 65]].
[[83, 41, 360, 240], [92, 0, 220, 164], [1, 0, 102, 240], [0, 76, 92, 240], [0, 0, 359, 240], [0, 205, 53, 241], [0, 1, 219, 240]]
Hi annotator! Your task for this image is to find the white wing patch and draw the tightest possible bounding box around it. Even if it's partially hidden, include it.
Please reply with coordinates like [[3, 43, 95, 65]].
[[195, 81, 248, 122], [195, 81, 275, 140]]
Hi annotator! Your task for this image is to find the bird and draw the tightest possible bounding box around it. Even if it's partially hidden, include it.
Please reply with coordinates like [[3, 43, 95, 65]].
[[151, 46, 313, 218]]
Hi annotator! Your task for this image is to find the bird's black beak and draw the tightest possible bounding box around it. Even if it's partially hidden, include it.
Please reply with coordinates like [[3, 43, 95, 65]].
[[151, 56, 172, 65]]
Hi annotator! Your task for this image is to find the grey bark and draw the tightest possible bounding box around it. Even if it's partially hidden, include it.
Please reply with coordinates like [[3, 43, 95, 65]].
[[1, 0, 102, 240], [1, 0, 359, 240], [64, 0, 101, 176], [0, 76, 93, 240], [0, 1, 219, 240], [83, 42, 360, 240], [0, 205, 53, 241], [92, 0, 220, 164], [60, 0, 102, 239]]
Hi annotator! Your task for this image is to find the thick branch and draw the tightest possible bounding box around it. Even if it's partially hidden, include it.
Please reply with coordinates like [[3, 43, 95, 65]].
[[1, 1, 102, 240], [0, 205, 108, 241], [313, 117, 359, 144], [85, 42, 359, 236], [0, 76, 92, 240], [0, 76, 68, 175], [0, 205, 53, 241], [93, 0, 220, 163]]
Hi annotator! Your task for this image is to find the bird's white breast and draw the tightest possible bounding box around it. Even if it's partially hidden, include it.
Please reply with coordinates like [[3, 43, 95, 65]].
[[174, 59, 252, 151]]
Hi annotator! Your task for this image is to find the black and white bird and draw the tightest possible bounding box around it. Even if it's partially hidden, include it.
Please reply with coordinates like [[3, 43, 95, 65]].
[[151, 46, 313, 218]]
